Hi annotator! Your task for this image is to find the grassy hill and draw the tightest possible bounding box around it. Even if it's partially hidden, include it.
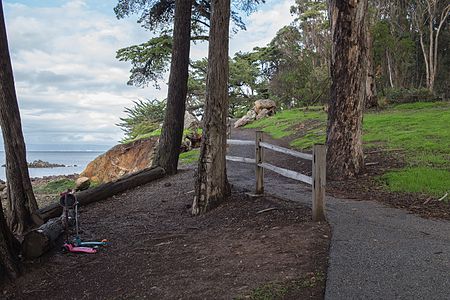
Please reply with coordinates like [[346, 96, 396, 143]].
[[245, 101, 450, 198]]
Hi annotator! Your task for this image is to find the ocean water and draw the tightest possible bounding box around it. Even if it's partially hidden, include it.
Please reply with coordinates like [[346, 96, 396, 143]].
[[0, 151, 104, 181]]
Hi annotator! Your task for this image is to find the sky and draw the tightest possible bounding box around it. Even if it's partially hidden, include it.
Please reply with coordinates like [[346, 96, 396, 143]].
[[2, 0, 295, 149]]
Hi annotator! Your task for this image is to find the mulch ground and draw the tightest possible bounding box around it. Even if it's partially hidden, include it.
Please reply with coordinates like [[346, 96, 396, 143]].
[[1, 169, 330, 299]]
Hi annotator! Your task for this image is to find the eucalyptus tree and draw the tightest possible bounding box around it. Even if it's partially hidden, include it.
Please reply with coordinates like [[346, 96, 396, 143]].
[[192, 0, 231, 215], [326, 0, 368, 179]]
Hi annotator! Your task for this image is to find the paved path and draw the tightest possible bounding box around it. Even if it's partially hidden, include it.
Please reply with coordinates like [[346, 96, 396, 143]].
[[227, 127, 450, 300]]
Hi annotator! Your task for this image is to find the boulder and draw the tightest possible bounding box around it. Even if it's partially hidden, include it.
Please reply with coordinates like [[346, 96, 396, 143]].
[[254, 99, 276, 114], [184, 111, 200, 130], [234, 109, 257, 128], [81, 137, 158, 184], [75, 177, 91, 191], [256, 108, 271, 120]]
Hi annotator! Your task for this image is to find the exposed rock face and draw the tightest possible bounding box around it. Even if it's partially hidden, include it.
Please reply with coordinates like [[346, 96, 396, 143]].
[[254, 99, 276, 114], [81, 137, 158, 183], [75, 177, 91, 191], [234, 100, 276, 128]]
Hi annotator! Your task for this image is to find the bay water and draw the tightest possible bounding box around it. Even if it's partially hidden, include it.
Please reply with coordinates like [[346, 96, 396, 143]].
[[0, 151, 104, 181]]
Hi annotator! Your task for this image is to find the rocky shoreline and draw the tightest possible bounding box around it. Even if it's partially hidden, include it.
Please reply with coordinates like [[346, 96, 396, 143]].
[[1, 159, 74, 168]]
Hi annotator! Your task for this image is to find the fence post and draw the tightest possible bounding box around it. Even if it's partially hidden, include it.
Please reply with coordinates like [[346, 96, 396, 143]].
[[312, 144, 326, 221], [255, 131, 264, 194]]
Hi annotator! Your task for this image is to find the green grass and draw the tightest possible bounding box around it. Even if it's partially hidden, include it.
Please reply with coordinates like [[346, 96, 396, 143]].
[[238, 271, 325, 300], [179, 149, 200, 165], [245, 108, 325, 139], [380, 168, 450, 197], [244, 101, 450, 197], [33, 179, 76, 194]]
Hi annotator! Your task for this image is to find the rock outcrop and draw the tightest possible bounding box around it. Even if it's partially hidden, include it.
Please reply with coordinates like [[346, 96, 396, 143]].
[[81, 137, 158, 184], [2, 160, 66, 168], [234, 100, 276, 128], [75, 177, 91, 191]]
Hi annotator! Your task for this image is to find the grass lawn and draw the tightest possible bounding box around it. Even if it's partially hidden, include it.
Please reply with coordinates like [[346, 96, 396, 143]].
[[245, 101, 450, 197]]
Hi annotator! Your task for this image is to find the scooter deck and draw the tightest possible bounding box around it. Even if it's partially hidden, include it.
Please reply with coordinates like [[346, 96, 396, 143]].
[[74, 238, 108, 247], [63, 243, 97, 254]]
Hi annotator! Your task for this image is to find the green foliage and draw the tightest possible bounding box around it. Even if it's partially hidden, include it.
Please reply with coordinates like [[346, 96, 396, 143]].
[[116, 35, 173, 88], [382, 88, 436, 104], [118, 99, 166, 143], [179, 149, 200, 165], [33, 179, 75, 195]]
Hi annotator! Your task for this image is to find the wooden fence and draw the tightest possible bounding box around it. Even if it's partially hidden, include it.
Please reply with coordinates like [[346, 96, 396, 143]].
[[226, 130, 326, 222]]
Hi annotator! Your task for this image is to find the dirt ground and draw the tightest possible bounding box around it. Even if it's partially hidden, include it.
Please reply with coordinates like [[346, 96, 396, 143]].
[[1, 169, 330, 299]]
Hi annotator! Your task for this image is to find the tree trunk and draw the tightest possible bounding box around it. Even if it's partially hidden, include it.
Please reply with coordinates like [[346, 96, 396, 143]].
[[152, 0, 193, 175], [0, 2, 39, 235], [365, 20, 377, 109], [0, 201, 21, 280], [34, 166, 165, 222], [192, 0, 231, 215], [326, 0, 367, 180], [22, 216, 66, 259]]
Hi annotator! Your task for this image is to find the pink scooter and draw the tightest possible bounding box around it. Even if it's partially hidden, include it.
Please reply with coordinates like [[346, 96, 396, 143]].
[[62, 243, 97, 254]]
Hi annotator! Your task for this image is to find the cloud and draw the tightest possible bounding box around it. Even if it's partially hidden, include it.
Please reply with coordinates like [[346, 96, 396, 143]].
[[2, 0, 294, 147]]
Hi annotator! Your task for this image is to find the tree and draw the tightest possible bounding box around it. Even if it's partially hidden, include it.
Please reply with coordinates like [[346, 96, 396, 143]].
[[192, 0, 231, 215], [326, 0, 368, 180], [117, 98, 166, 143], [0, 201, 21, 280], [0, 1, 39, 234], [116, 0, 264, 175], [411, 0, 450, 92], [152, 0, 193, 174]]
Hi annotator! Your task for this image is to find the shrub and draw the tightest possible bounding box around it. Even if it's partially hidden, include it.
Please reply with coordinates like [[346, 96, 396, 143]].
[[383, 88, 436, 104]]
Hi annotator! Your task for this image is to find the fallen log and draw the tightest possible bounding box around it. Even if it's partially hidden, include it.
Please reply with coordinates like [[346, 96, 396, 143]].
[[22, 216, 65, 258], [33, 166, 165, 223]]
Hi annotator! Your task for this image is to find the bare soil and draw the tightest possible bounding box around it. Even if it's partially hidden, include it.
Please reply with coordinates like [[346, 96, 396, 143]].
[[1, 169, 330, 299]]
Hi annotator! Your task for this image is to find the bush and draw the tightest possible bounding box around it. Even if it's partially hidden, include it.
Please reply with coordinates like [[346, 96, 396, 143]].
[[383, 88, 436, 104], [118, 99, 166, 143]]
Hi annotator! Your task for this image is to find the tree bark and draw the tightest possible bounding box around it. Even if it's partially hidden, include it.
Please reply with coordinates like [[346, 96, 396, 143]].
[[326, 0, 367, 180], [365, 20, 377, 109], [34, 167, 166, 223], [0, 1, 39, 235], [192, 0, 231, 215], [152, 0, 193, 175], [22, 216, 66, 259], [0, 201, 21, 280]]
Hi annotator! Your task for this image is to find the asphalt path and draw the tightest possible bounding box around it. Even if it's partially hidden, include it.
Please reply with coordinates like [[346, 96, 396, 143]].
[[227, 127, 450, 300]]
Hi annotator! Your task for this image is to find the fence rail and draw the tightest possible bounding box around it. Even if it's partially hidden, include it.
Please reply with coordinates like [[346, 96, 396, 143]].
[[226, 130, 326, 221]]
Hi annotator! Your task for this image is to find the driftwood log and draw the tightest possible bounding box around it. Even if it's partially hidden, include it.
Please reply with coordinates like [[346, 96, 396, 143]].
[[32, 166, 165, 223], [22, 216, 65, 258]]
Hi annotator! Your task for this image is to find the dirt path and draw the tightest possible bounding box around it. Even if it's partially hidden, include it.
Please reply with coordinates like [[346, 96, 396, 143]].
[[227, 127, 450, 299], [2, 168, 329, 299]]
